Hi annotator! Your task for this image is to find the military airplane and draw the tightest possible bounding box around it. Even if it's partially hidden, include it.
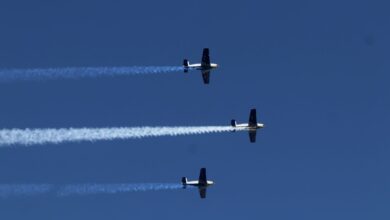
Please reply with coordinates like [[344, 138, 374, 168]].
[[231, 108, 264, 143], [182, 168, 214, 199], [183, 48, 218, 84]]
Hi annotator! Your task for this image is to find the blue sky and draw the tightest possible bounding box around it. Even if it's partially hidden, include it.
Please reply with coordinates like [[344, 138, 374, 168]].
[[0, 0, 389, 219]]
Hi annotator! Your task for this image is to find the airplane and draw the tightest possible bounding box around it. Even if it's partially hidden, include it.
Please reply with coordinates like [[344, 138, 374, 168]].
[[183, 48, 218, 84], [231, 108, 265, 143], [182, 168, 214, 199]]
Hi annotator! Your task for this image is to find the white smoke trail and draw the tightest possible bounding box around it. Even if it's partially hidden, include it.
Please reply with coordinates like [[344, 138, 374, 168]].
[[0, 126, 245, 147], [0, 183, 184, 198], [0, 184, 53, 198], [0, 66, 184, 82], [57, 183, 183, 196]]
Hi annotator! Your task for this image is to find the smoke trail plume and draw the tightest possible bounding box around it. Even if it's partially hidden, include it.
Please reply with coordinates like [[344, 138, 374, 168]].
[[0, 184, 53, 198], [0, 183, 184, 198], [0, 66, 184, 82], [0, 126, 245, 147], [57, 183, 183, 196]]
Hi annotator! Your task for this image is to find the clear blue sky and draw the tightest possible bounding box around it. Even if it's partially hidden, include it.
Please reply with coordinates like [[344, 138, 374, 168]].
[[0, 0, 389, 219]]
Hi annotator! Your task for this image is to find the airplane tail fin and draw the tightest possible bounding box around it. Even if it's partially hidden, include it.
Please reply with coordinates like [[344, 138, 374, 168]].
[[181, 177, 188, 185], [248, 108, 257, 127], [183, 59, 189, 73], [231, 119, 237, 127]]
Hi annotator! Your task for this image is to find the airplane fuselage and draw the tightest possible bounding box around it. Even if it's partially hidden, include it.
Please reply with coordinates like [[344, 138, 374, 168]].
[[234, 123, 264, 130], [183, 48, 217, 84], [184, 180, 214, 187], [182, 168, 213, 198], [186, 63, 218, 71], [231, 109, 264, 143]]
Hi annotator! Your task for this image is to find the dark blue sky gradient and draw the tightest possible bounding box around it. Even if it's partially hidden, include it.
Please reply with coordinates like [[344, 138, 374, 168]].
[[0, 0, 389, 219]]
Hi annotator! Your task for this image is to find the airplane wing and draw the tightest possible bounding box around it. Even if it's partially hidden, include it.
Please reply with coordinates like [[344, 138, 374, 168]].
[[249, 130, 257, 143], [201, 70, 210, 84], [201, 48, 210, 67], [199, 168, 207, 184], [249, 109, 257, 127], [199, 187, 207, 199]]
